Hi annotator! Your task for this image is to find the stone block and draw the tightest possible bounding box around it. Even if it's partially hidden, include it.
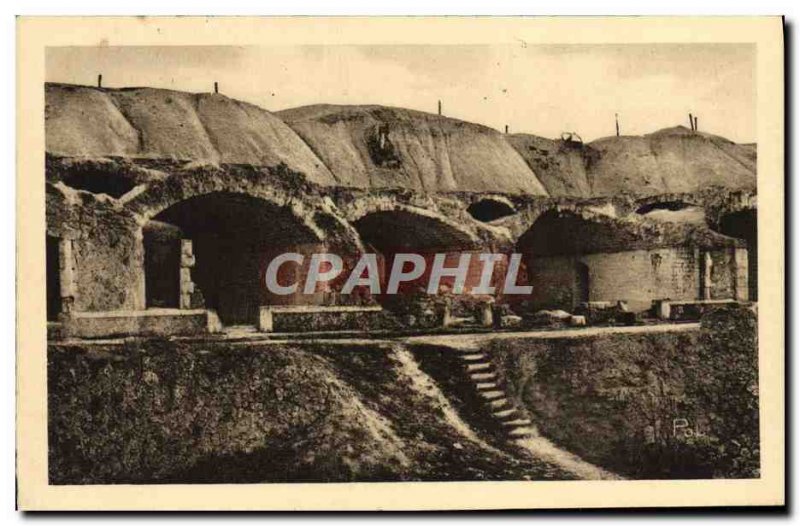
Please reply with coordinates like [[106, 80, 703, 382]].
[[258, 305, 390, 333], [63, 309, 219, 339], [500, 314, 522, 328]]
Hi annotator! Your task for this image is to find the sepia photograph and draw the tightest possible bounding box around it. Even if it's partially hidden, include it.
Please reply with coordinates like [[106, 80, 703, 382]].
[[15, 16, 785, 510]]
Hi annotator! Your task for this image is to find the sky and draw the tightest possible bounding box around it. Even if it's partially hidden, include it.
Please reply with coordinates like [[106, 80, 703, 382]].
[[46, 44, 756, 143]]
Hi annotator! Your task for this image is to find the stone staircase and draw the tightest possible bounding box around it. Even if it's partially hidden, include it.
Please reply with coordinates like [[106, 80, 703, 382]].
[[455, 347, 539, 443]]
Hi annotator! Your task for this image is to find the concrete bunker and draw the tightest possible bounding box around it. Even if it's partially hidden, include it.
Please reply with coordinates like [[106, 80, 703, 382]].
[[517, 209, 747, 312], [714, 208, 757, 301], [467, 198, 516, 223], [144, 191, 327, 326]]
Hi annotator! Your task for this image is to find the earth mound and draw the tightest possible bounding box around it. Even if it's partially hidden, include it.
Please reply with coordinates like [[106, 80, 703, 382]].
[[46, 83, 755, 198], [277, 104, 548, 194], [507, 126, 756, 197], [45, 83, 336, 186], [505, 134, 594, 197], [586, 126, 756, 196]]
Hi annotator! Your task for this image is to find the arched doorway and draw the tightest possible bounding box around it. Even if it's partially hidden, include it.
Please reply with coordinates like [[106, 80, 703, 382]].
[[517, 210, 603, 311], [351, 207, 488, 302], [715, 209, 757, 301], [144, 192, 326, 326]]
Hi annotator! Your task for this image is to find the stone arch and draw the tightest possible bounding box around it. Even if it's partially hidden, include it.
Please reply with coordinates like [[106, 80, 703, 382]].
[[351, 203, 482, 251], [515, 209, 643, 311], [128, 172, 362, 324], [467, 196, 517, 223], [349, 203, 487, 300], [515, 209, 586, 311], [124, 171, 358, 247]]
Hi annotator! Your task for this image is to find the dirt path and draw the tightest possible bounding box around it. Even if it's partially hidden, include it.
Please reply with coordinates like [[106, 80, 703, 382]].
[[514, 435, 623, 481], [404, 322, 700, 348]]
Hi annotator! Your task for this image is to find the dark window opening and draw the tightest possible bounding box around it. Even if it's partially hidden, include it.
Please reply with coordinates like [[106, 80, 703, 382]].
[[717, 209, 757, 301], [46, 235, 61, 321], [635, 201, 693, 215], [467, 199, 516, 222], [60, 169, 138, 198], [144, 221, 182, 309], [575, 261, 590, 306]]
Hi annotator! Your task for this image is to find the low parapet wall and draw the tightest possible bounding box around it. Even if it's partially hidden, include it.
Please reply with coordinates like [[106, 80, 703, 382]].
[[62, 309, 222, 339], [258, 305, 398, 333]]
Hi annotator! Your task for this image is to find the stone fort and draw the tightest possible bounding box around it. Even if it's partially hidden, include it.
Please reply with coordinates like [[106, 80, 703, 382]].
[[45, 83, 757, 338]]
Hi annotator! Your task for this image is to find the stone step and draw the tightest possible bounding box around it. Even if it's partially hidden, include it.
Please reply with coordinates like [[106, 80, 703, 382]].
[[474, 382, 498, 391], [492, 408, 517, 419], [479, 390, 505, 401], [466, 362, 492, 372], [459, 353, 487, 362], [501, 418, 532, 427], [470, 372, 496, 382], [508, 427, 537, 438], [487, 398, 509, 409]]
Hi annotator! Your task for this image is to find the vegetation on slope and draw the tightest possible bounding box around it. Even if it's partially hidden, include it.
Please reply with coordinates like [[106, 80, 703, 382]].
[[486, 306, 759, 479], [48, 340, 572, 483]]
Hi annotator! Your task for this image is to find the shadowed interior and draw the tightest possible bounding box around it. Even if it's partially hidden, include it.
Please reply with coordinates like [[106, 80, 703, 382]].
[[635, 201, 694, 215], [146, 192, 322, 325], [354, 210, 476, 252], [352, 210, 483, 298], [467, 199, 516, 222], [46, 235, 61, 320], [716, 208, 757, 301]]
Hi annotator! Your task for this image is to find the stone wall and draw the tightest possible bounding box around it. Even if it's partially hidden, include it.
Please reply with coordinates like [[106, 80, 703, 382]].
[[526, 246, 744, 312], [47, 185, 146, 312], [484, 305, 759, 479], [45, 160, 754, 320]]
